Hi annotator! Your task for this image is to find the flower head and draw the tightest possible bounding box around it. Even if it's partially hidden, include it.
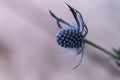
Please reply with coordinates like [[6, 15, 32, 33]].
[[49, 3, 88, 69]]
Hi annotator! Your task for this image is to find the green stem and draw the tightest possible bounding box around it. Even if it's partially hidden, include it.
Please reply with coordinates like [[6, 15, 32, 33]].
[[84, 38, 118, 59]]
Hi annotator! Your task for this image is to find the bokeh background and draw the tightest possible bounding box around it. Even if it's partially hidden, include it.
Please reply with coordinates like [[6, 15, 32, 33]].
[[0, 0, 120, 80]]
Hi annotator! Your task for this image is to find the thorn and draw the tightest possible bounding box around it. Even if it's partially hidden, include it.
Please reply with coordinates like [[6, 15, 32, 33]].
[[49, 10, 57, 19]]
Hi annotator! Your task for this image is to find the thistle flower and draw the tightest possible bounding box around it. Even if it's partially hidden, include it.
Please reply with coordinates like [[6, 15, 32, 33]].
[[49, 3, 88, 69]]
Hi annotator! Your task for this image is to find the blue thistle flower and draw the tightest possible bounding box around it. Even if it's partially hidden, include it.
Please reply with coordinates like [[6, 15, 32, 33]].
[[56, 28, 83, 48], [49, 3, 88, 69]]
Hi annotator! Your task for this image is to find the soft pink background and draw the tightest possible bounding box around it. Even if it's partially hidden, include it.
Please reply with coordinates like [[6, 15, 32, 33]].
[[0, 0, 120, 80]]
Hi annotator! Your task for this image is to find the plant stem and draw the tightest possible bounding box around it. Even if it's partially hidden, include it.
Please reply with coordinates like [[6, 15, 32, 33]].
[[84, 38, 118, 59]]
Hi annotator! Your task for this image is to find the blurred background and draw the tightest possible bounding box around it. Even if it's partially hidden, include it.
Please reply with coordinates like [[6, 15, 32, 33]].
[[0, 0, 120, 80]]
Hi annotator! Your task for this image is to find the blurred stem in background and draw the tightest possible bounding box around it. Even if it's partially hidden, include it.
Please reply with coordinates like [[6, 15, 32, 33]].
[[84, 38, 120, 67]]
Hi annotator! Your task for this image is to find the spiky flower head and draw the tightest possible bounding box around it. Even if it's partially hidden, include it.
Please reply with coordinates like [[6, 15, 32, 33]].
[[56, 28, 83, 48]]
